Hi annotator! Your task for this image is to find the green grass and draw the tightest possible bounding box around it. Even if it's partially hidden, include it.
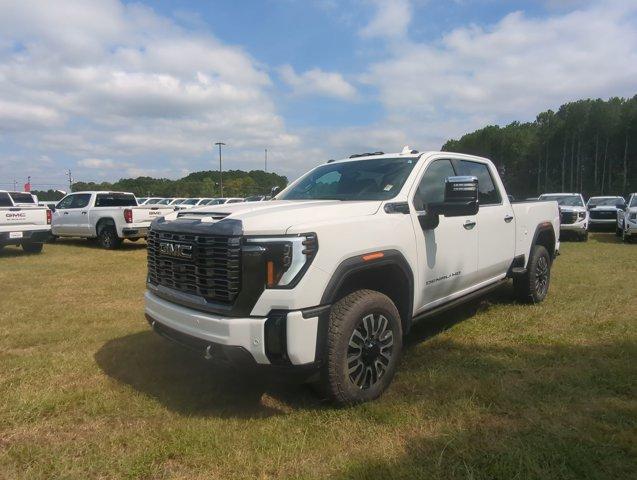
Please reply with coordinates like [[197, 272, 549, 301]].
[[0, 234, 636, 479]]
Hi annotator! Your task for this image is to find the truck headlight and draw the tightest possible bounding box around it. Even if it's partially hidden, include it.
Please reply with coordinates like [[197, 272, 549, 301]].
[[246, 234, 318, 288]]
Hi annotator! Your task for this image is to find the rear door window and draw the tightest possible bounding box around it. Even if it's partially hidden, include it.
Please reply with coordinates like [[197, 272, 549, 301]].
[[455, 160, 501, 205]]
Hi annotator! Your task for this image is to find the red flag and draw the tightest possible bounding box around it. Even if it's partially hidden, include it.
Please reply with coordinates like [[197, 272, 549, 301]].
[[24, 182, 31, 192]]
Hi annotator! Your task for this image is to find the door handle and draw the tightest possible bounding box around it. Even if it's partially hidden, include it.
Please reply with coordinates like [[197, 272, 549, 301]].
[[63, 212, 69, 215], [504, 214, 514, 223], [463, 220, 476, 230], [81, 211, 87, 215]]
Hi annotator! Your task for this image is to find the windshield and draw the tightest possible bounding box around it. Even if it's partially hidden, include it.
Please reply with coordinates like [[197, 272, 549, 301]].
[[540, 194, 584, 207], [182, 199, 200, 205], [279, 157, 418, 201], [630, 196, 637, 207], [171, 199, 186, 204], [205, 199, 225, 205], [588, 197, 623, 207]]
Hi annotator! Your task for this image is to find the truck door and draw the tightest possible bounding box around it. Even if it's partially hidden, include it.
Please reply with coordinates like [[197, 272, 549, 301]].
[[51, 194, 75, 235], [410, 158, 479, 312], [65, 193, 92, 236], [454, 159, 515, 282]]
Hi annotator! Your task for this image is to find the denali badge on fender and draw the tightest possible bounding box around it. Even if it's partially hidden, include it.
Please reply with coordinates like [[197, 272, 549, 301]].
[[159, 242, 193, 259]]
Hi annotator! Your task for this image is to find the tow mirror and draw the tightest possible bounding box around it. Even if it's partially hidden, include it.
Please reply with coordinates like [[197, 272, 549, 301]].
[[270, 186, 281, 198], [417, 176, 479, 230]]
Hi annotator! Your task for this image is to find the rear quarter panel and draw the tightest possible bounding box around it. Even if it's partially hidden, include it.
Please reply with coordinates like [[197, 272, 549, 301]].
[[511, 201, 560, 266]]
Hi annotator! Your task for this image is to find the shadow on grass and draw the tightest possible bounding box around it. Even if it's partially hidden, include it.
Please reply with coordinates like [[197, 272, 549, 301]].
[[52, 237, 147, 250], [0, 245, 38, 257], [340, 337, 637, 480], [95, 285, 517, 419], [95, 329, 324, 419], [590, 233, 622, 244]]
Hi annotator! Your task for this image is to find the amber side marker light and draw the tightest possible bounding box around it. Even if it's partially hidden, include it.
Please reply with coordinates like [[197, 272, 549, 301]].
[[362, 252, 384, 262]]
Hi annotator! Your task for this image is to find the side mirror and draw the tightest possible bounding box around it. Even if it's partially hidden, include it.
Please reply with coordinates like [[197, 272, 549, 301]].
[[270, 186, 281, 198], [617, 203, 627, 211], [417, 176, 479, 230]]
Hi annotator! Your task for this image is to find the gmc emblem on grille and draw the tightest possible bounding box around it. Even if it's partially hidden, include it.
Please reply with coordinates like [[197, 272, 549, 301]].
[[159, 242, 193, 259]]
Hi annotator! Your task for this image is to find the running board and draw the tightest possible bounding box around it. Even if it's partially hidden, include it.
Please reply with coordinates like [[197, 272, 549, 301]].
[[411, 279, 508, 324]]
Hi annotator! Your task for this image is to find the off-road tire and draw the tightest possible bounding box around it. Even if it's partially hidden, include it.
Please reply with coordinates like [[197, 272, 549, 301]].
[[97, 226, 122, 250], [47, 235, 58, 243], [22, 242, 43, 253], [514, 244, 551, 304], [320, 289, 403, 405]]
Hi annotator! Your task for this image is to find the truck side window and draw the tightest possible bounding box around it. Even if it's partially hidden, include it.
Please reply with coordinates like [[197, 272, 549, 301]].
[[415, 159, 456, 207], [70, 194, 91, 209], [456, 160, 501, 205], [0, 192, 12, 207], [56, 195, 74, 209]]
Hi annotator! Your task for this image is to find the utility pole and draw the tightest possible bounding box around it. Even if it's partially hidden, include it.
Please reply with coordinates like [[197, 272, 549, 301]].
[[65, 169, 73, 192], [214, 142, 226, 197], [265, 148, 268, 172]]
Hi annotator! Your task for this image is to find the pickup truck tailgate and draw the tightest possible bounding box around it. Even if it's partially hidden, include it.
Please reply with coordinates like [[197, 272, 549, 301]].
[[0, 206, 49, 230], [132, 206, 172, 224]]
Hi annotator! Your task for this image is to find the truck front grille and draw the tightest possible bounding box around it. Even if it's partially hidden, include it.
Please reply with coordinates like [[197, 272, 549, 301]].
[[560, 211, 578, 225], [590, 210, 616, 220], [147, 229, 241, 304]]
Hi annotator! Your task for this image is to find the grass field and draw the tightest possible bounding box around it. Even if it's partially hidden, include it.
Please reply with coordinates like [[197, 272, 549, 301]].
[[0, 234, 636, 479]]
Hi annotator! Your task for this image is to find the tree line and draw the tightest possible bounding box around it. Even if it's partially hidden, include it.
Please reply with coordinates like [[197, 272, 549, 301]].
[[33, 169, 288, 201], [442, 96, 637, 199]]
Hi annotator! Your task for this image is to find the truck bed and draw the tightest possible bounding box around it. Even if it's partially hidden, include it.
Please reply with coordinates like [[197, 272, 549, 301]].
[[512, 200, 560, 264]]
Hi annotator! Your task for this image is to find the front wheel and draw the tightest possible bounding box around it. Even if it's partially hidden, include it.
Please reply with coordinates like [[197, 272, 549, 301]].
[[97, 226, 122, 249], [514, 245, 551, 304], [320, 289, 403, 405]]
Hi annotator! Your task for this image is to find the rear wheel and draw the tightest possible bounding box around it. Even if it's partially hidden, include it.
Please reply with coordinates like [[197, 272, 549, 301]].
[[580, 231, 588, 242], [22, 242, 43, 253], [514, 245, 551, 304], [97, 226, 122, 249], [47, 235, 58, 243], [320, 289, 403, 405], [623, 228, 632, 243]]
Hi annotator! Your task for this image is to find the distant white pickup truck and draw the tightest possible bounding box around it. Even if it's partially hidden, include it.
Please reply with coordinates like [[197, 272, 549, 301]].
[[0, 190, 51, 253], [50, 191, 173, 249]]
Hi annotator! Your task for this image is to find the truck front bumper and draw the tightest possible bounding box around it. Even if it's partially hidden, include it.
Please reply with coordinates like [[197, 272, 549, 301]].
[[560, 220, 587, 232], [145, 291, 325, 368], [0, 228, 50, 246]]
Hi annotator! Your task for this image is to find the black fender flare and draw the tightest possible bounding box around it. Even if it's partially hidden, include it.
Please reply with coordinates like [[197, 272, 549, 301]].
[[530, 222, 557, 261], [320, 249, 415, 328]]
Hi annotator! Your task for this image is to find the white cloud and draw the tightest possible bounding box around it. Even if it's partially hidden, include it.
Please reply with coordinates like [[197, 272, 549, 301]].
[[359, 0, 413, 40], [361, 2, 637, 148], [279, 65, 357, 100], [0, 0, 303, 182]]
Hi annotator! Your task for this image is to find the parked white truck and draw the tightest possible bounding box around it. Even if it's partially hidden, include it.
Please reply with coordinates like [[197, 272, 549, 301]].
[[586, 196, 626, 231], [51, 191, 173, 249], [539, 193, 588, 241], [145, 149, 560, 404], [617, 193, 637, 242], [0, 190, 51, 253]]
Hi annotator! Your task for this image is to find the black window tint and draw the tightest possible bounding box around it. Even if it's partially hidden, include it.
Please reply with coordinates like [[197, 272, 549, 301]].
[[0, 192, 12, 207], [416, 160, 456, 206], [56, 195, 74, 209], [457, 160, 501, 205], [9, 192, 34, 203], [95, 193, 137, 207], [70, 194, 91, 208]]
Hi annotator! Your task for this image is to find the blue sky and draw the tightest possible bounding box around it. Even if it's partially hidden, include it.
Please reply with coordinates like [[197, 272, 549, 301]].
[[0, 0, 636, 190]]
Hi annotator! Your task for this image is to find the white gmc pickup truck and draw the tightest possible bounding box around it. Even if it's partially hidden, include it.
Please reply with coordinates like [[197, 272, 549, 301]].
[[145, 149, 560, 404], [51, 191, 173, 249], [618, 193, 637, 242], [0, 190, 51, 253]]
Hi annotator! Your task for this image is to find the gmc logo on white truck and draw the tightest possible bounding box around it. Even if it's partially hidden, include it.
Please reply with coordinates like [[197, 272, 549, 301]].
[[5, 212, 26, 219]]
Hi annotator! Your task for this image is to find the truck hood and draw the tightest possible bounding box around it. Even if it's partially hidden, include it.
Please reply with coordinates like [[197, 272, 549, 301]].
[[559, 206, 586, 213], [168, 200, 383, 234]]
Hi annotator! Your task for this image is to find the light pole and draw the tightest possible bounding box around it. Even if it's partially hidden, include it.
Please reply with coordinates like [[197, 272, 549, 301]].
[[214, 142, 225, 197], [65, 169, 73, 192]]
